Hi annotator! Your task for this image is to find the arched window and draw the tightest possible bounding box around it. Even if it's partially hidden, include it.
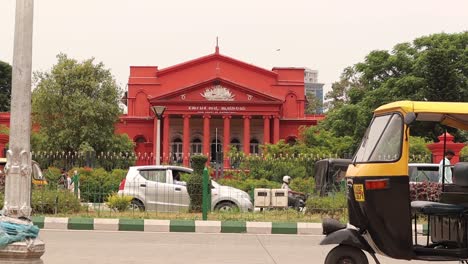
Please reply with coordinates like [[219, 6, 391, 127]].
[[231, 138, 241, 151], [286, 136, 297, 146], [191, 138, 202, 155], [171, 138, 183, 164], [135, 136, 146, 144], [250, 139, 259, 154]]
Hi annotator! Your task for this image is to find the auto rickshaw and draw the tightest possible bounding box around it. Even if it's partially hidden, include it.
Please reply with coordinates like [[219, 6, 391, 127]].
[[321, 101, 468, 263], [314, 159, 351, 196]]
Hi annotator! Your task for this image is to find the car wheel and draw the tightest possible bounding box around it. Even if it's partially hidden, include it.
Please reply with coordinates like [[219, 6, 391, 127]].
[[324, 245, 368, 264], [129, 199, 145, 212], [215, 201, 238, 212]]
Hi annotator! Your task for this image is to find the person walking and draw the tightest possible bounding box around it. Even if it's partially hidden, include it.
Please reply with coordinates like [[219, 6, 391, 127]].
[[59, 168, 68, 189], [439, 150, 455, 184], [71, 170, 80, 199]]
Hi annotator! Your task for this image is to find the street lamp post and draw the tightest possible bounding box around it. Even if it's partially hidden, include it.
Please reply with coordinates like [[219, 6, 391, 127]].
[[151, 106, 166, 165], [0, 0, 45, 260]]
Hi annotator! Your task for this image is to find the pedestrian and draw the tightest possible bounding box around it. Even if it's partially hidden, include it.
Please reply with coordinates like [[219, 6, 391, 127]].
[[58, 168, 68, 189], [71, 170, 80, 199], [66, 173, 72, 192], [439, 149, 455, 184]]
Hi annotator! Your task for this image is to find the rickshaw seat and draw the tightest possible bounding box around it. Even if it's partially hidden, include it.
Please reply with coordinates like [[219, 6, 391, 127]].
[[411, 201, 465, 215]]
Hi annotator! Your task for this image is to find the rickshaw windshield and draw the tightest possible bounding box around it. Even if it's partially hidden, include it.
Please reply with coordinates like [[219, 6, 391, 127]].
[[354, 113, 403, 163]]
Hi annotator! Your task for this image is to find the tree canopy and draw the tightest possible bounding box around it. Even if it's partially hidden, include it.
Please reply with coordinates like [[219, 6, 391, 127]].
[[0, 60, 12, 112], [321, 32, 468, 149], [32, 54, 133, 154]]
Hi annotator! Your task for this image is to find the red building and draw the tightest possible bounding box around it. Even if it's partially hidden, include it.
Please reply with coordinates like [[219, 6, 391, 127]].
[[117, 46, 324, 167], [0, 46, 324, 166]]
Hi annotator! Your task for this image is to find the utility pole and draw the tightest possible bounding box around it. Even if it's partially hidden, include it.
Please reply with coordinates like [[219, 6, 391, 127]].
[[0, 0, 45, 260]]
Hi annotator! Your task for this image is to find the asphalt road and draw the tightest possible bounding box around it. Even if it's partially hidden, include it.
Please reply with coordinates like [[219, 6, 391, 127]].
[[38, 230, 457, 264]]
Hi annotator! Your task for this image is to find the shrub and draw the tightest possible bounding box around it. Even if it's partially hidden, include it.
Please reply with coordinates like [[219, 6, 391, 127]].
[[461, 145, 468, 162], [80, 167, 126, 203], [187, 155, 208, 212], [32, 189, 81, 214], [240, 155, 309, 182], [106, 193, 132, 212], [306, 192, 347, 215], [290, 177, 315, 194], [191, 155, 207, 174], [409, 182, 441, 202], [43, 167, 62, 190], [0, 189, 80, 214], [217, 178, 280, 193]]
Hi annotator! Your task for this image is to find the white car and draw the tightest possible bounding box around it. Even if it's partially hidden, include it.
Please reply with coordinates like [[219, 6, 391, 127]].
[[118, 165, 253, 212]]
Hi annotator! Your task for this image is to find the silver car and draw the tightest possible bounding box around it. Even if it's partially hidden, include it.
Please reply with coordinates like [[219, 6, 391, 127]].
[[118, 165, 253, 212]]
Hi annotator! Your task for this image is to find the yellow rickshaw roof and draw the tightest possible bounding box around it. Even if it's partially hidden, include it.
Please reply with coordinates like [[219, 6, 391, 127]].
[[375, 101, 468, 130]]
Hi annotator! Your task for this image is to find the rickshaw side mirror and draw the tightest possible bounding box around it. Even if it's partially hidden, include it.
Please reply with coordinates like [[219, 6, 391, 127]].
[[404, 112, 417, 125], [31, 161, 43, 180]]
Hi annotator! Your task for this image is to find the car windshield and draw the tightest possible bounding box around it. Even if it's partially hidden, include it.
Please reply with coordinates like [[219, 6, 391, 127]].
[[354, 113, 403, 163]]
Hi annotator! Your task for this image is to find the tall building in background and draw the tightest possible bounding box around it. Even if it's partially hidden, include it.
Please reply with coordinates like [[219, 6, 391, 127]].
[[304, 68, 324, 114]]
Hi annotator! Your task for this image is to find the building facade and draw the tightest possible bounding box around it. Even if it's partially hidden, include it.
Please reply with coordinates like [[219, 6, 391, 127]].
[[117, 46, 324, 167], [304, 68, 324, 114]]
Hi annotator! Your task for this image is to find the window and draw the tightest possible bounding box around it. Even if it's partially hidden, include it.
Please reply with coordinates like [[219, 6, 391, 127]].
[[135, 136, 146, 144], [191, 138, 202, 154], [250, 139, 259, 154], [231, 138, 241, 151], [171, 138, 183, 163], [139, 169, 166, 183], [354, 113, 403, 163], [286, 137, 297, 145]]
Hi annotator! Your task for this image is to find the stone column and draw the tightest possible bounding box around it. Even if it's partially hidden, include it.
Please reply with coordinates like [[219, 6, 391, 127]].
[[223, 115, 231, 168], [243, 115, 251, 155], [162, 114, 170, 164], [0, 0, 45, 260], [263, 115, 271, 145], [203, 114, 211, 161], [182, 115, 191, 167], [273, 115, 280, 143], [5, 0, 34, 219]]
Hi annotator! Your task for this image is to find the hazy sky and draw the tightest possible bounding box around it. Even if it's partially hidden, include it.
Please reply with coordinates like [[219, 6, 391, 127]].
[[1, 0, 467, 95]]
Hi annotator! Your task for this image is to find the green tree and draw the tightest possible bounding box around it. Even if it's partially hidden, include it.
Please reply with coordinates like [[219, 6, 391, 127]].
[[323, 32, 468, 149], [409, 136, 432, 163], [461, 145, 468, 162], [32, 54, 133, 156], [0, 60, 12, 112]]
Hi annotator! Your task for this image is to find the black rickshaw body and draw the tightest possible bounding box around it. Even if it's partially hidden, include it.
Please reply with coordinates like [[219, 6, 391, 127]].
[[314, 159, 351, 196], [321, 101, 468, 263]]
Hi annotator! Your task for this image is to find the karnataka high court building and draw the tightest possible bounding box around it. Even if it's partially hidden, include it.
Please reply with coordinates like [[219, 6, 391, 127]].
[[116, 46, 324, 167]]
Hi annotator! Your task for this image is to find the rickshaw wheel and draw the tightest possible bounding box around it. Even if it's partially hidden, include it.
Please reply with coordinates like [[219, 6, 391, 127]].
[[325, 245, 368, 264]]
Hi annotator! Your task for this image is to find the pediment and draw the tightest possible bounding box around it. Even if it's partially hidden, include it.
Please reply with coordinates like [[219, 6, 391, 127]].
[[149, 78, 282, 104], [157, 53, 277, 78]]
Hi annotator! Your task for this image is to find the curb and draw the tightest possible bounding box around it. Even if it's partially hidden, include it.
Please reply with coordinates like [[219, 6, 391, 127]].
[[31, 217, 425, 235]]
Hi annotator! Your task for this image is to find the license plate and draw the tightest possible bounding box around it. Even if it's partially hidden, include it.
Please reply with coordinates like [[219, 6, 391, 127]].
[[353, 184, 365, 202]]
